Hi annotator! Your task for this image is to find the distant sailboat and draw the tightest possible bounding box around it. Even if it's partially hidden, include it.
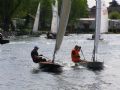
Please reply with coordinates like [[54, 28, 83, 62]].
[[47, 0, 59, 39], [32, 2, 40, 34], [87, 0, 108, 40], [39, 0, 71, 72], [87, 0, 107, 70]]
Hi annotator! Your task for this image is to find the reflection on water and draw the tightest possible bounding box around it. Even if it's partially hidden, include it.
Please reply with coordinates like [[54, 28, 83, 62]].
[[0, 34, 120, 90]]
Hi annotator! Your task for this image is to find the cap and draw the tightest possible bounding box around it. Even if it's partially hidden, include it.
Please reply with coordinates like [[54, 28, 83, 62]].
[[74, 45, 78, 49], [34, 46, 39, 49]]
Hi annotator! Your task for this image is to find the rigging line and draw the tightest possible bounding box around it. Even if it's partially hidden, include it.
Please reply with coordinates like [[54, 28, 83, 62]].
[[81, 48, 86, 60], [52, 50, 56, 63]]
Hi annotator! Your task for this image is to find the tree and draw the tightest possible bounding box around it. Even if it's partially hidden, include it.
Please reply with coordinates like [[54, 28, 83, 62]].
[[109, 11, 120, 19], [109, 0, 119, 7], [0, 0, 89, 32], [70, 0, 88, 22], [0, 0, 24, 31], [68, 0, 89, 31], [40, 0, 52, 28]]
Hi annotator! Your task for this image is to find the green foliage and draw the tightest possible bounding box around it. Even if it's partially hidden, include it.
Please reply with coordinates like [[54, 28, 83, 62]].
[[0, 0, 24, 31], [0, 0, 89, 31], [40, 0, 52, 27], [109, 11, 120, 19], [0, 0, 24, 18], [69, 0, 88, 24]]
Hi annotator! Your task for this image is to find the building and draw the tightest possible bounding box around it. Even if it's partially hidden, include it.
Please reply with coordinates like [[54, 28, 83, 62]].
[[76, 18, 120, 33], [89, 0, 120, 18]]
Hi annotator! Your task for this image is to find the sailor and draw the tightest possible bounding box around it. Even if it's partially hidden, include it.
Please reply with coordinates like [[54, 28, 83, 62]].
[[71, 45, 81, 64], [0, 33, 3, 40], [31, 46, 46, 63]]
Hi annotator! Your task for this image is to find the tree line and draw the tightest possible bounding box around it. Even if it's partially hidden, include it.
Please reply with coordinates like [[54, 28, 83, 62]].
[[0, 0, 88, 32]]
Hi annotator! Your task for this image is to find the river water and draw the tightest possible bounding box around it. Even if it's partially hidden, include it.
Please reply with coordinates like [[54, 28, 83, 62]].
[[0, 34, 120, 90]]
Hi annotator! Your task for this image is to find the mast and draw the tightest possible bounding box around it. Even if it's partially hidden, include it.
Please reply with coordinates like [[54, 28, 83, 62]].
[[52, 0, 71, 62], [93, 0, 101, 62], [33, 2, 40, 33]]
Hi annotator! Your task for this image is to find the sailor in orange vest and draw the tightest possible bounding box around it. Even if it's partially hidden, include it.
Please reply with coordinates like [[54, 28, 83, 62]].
[[71, 45, 81, 64]]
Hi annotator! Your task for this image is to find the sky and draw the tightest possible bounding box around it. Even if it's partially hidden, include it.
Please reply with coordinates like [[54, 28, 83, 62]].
[[87, 0, 120, 8]]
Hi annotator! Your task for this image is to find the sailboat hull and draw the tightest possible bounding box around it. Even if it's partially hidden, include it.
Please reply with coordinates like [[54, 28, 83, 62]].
[[87, 38, 103, 40], [39, 62, 62, 73], [73, 61, 103, 70], [47, 32, 56, 39], [0, 40, 9, 44], [87, 62, 103, 70]]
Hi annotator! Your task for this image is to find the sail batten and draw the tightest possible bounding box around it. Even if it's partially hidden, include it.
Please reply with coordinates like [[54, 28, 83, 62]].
[[33, 2, 40, 33], [53, 0, 71, 61]]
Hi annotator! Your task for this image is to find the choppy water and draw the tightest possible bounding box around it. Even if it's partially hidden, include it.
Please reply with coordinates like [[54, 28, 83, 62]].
[[0, 34, 120, 90]]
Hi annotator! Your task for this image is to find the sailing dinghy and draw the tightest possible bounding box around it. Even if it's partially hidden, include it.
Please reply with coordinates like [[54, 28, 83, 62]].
[[39, 0, 71, 72], [78, 0, 107, 70], [87, 0, 108, 41], [0, 33, 9, 44], [87, 0, 108, 70], [47, 0, 59, 39]]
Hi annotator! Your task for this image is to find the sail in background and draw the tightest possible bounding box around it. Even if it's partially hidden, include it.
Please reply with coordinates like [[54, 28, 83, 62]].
[[51, 0, 59, 34], [100, 0, 108, 33], [33, 2, 40, 33], [53, 0, 71, 58]]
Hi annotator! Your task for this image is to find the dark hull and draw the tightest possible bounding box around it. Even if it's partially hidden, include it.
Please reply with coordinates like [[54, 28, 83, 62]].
[[39, 62, 62, 73], [0, 40, 9, 44], [87, 38, 103, 40], [78, 61, 103, 70], [87, 62, 103, 70], [47, 33, 56, 39]]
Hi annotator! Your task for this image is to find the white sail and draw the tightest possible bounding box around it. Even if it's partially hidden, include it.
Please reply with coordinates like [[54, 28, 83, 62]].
[[51, 0, 59, 34], [53, 0, 71, 60], [100, 0, 108, 33], [33, 2, 40, 33], [93, 0, 101, 61]]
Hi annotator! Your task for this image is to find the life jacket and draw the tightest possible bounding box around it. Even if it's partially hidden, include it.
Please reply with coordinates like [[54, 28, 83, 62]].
[[71, 49, 80, 63]]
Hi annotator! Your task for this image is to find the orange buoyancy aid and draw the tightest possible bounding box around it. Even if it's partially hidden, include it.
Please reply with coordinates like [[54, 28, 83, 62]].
[[71, 49, 80, 63]]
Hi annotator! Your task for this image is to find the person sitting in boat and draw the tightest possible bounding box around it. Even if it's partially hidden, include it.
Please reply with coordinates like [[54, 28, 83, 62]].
[[0, 33, 3, 40], [71, 45, 81, 64], [71, 45, 87, 65], [31, 46, 47, 63]]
